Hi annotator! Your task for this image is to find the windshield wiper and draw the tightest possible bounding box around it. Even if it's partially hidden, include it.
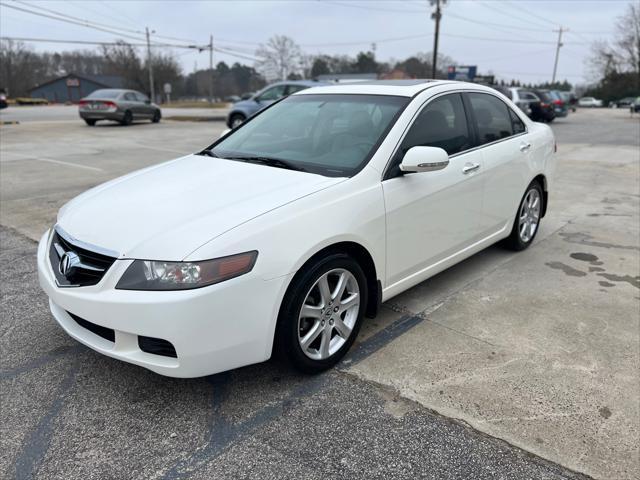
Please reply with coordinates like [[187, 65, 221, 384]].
[[197, 149, 219, 158], [226, 156, 306, 172]]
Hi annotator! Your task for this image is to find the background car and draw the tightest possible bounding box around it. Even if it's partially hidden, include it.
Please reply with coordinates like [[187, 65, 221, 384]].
[[78, 88, 161, 126], [559, 91, 577, 111], [530, 89, 557, 122], [507, 87, 544, 120], [631, 97, 640, 113], [578, 97, 603, 108], [548, 90, 569, 118], [0, 89, 7, 109], [226, 80, 325, 128], [609, 96, 636, 108]]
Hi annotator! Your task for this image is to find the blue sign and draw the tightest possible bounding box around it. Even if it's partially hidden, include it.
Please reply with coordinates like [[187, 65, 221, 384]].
[[447, 66, 477, 81]]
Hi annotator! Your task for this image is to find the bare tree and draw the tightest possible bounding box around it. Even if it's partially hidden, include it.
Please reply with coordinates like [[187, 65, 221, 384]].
[[255, 35, 302, 81], [588, 2, 640, 83]]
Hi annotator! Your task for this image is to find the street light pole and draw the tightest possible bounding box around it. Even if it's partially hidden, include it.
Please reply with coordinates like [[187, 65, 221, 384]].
[[145, 27, 155, 103], [431, 0, 443, 79], [551, 26, 567, 84], [209, 34, 214, 103]]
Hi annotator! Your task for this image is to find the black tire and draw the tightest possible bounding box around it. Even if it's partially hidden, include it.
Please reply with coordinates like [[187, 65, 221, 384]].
[[275, 253, 368, 374], [229, 113, 245, 129], [84, 119, 96, 126], [152, 109, 161, 123], [120, 110, 133, 126], [504, 180, 544, 251]]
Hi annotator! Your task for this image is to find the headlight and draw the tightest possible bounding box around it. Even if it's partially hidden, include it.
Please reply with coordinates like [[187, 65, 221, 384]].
[[115, 251, 258, 291]]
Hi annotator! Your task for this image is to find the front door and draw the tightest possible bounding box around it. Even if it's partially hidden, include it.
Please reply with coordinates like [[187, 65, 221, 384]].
[[383, 93, 485, 291]]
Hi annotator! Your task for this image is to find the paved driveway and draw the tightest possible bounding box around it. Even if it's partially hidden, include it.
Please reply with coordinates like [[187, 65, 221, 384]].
[[0, 109, 638, 479]]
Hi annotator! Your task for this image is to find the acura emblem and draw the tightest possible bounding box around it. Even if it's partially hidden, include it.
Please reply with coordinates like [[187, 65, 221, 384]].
[[59, 251, 80, 277]]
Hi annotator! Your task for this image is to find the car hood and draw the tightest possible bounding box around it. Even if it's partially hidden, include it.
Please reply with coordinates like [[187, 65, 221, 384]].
[[57, 154, 343, 260]]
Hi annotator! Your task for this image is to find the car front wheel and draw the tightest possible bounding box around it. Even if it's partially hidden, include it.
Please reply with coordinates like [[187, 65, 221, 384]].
[[152, 110, 161, 123], [276, 254, 367, 373], [229, 113, 245, 129]]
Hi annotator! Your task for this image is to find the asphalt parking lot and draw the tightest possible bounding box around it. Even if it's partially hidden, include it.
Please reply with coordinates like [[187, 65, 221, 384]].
[[1, 109, 638, 479]]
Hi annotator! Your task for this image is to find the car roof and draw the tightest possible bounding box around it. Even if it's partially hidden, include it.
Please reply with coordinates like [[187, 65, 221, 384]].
[[296, 79, 484, 97]]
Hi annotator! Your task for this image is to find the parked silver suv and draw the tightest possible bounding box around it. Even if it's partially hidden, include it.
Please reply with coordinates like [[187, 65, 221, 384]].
[[79, 89, 161, 126]]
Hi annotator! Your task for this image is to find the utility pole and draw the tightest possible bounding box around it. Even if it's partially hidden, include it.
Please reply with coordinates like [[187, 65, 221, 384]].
[[145, 27, 155, 103], [551, 26, 567, 84], [430, 0, 444, 79], [209, 34, 214, 103]]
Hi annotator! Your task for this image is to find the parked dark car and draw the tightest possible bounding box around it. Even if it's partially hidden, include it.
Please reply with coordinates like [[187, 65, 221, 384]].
[[631, 97, 640, 113], [548, 90, 569, 118], [0, 89, 7, 109], [78, 89, 161, 126], [530, 90, 557, 123], [491, 86, 540, 120], [609, 97, 636, 108], [226, 80, 326, 128]]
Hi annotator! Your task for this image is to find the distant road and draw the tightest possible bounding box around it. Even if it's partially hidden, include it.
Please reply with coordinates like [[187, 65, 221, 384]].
[[0, 105, 230, 123]]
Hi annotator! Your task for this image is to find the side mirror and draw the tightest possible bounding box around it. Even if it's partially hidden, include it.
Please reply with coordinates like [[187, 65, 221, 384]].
[[400, 146, 449, 173]]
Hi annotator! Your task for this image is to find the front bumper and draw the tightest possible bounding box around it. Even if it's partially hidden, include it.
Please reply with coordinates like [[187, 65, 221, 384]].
[[37, 230, 291, 377]]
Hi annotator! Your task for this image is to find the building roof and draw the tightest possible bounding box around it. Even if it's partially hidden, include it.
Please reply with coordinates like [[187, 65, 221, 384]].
[[28, 73, 125, 92]]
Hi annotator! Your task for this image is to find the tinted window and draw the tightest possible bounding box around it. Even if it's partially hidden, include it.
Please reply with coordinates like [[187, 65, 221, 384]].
[[286, 84, 309, 95], [509, 109, 525, 134], [399, 93, 471, 157], [86, 89, 121, 99], [257, 85, 286, 102], [135, 92, 149, 102], [212, 94, 408, 177], [124, 92, 137, 101], [468, 93, 513, 145]]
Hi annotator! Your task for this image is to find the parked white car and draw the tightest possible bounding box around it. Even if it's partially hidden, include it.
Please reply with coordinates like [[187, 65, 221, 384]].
[[38, 80, 556, 377], [578, 96, 603, 107]]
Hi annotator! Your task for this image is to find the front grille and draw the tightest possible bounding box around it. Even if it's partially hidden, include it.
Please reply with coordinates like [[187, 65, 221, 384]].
[[138, 336, 177, 358], [49, 229, 117, 287], [68, 311, 115, 342]]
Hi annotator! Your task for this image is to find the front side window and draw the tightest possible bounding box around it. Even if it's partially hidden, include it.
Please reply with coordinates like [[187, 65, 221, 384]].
[[257, 85, 286, 102], [468, 93, 514, 145], [135, 92, 149, 102], [400, 93, 472, 157], [211, 94, 408, 177]]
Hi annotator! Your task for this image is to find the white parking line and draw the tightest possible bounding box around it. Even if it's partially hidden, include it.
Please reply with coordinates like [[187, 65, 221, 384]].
[[0, 154, 103, 172]]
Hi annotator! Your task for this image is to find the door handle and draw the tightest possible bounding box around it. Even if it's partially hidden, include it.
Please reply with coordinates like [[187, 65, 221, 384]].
[[462, 162, 480, 174], [519, 142, 532, 152]]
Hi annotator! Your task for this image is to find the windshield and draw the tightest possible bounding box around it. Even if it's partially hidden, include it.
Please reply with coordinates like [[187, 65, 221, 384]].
[[87, 89, 121, 99], [211, 94, 409, 177]]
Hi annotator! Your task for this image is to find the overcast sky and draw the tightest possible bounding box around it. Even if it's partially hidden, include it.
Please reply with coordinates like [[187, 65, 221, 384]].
[[0, 0, 630, 85]]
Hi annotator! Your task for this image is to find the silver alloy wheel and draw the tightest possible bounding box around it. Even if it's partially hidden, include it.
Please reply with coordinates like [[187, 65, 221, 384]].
[[518, 188, 541, 243], [231, 116, 244, 128], [297, 268, 360, 360]]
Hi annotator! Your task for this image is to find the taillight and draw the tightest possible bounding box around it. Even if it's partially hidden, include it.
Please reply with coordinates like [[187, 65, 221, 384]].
[[78, 100, 88, 106], [553, 99, 563, 105], [541, 103, 548, 108], [103, 101, 117, 108]]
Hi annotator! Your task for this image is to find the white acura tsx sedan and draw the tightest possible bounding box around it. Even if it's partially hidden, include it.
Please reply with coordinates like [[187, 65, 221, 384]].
[[38, 80, 555, 377]]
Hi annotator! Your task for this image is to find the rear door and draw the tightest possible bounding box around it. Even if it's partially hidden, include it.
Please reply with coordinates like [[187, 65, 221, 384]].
[[464, 92, 531, 235], [122, 91, 142, 117], [383, 92, 485, 289]]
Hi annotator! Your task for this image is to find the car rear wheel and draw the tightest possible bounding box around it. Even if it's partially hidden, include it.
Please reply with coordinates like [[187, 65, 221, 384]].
[[504, 181, 543, 251], [120, 110, 133, 126], [275, 253, 367, 373], [84, 119, 96, 126], [229, 113, 245, 129], [152, 110, 161, 123]]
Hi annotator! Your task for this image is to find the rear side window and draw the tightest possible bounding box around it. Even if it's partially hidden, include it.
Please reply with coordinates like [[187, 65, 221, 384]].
[[399, 93, 472, 157], [124, 92, 137, 101], [509, 109, 525, 134], [468, 93, 514, 145]]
